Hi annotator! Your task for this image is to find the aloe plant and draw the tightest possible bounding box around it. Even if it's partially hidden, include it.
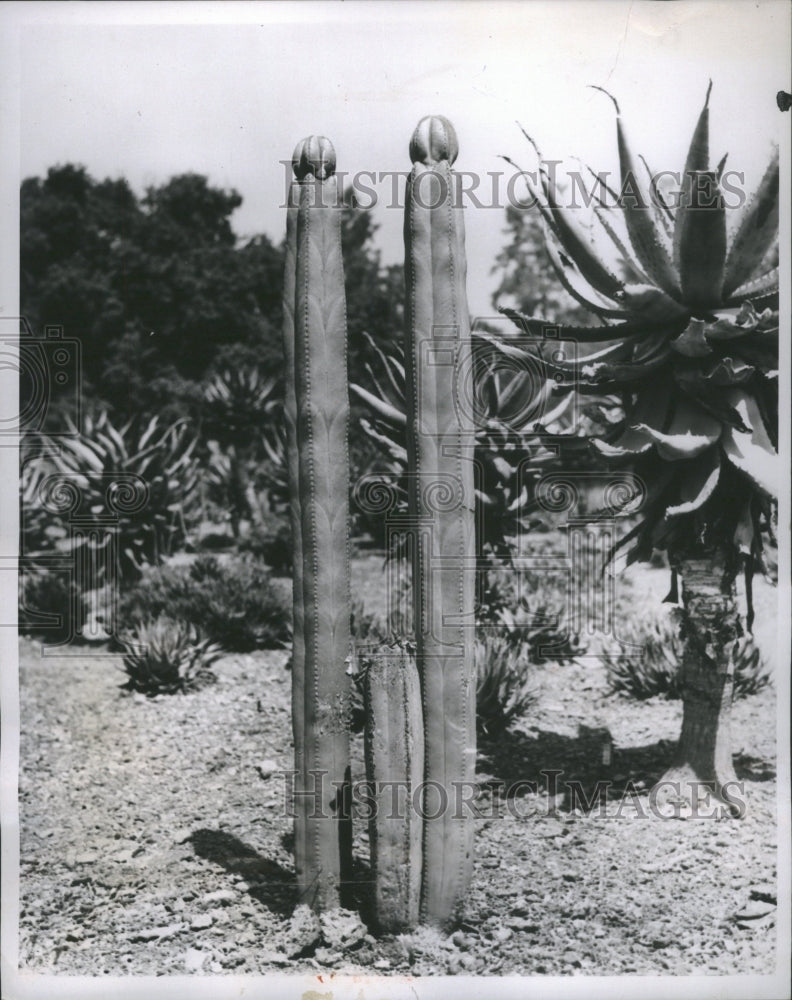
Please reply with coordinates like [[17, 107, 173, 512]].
[[363, 644, 423, 932], [22, 410, 199, 583], [497, 85, 778, 813], [403, 116, 477, 926], [282, 136, 353, 910]]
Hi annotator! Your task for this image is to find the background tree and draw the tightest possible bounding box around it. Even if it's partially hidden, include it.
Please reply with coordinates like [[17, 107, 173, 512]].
[[21, 165, 285, 425]]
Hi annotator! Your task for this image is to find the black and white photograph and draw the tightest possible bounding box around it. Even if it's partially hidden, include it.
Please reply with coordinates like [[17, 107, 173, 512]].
[[1, 2, 790, 998]]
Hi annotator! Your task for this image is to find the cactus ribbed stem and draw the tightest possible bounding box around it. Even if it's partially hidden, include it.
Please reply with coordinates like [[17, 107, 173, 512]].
[[363, 647, 424, 933], [404, 116, 477, 928], [283, 136, 352, 911]]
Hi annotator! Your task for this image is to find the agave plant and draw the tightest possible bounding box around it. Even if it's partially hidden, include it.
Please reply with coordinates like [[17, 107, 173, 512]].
[[23, 409, 200, 585], [202, 367, 281, 439], [350, 330, 585, 562], [201, 367, 282, 536], [496, 84, 779, 812], [118, 615, 222, 695]]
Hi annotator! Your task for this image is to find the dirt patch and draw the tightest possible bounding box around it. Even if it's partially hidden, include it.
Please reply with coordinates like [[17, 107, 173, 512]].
[[15, 560, 778, 976]]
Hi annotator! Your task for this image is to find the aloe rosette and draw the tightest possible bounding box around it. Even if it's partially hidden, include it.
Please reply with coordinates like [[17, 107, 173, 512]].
[[403, 115, 477, 925], [497, 85, 779, 810], [282, 136, 352, 909]]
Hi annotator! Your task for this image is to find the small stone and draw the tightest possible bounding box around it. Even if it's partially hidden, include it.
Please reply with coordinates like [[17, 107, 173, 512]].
[[459, 954, 478, 970], [373, 958, 391, 970], [66, 928, 84, 942], [75, 852, 98, 864], [202, 889, 237, 905], [315, 947, 343, 965], [260, 950, 291, 966], [735, 899, 775, 921], [493, 927, 513, 944], [749, 883, 776, 904], [128, 923, 184, 942], [319, 907, 367, 951], [256, 759, 280, 779], [506, 916, 539, 932], [190, 914, 214, 930], [209, 962, 223, 973], [562, 950, 582, 967], [184, 949, 206, 972], [173, 829, 193, 845]]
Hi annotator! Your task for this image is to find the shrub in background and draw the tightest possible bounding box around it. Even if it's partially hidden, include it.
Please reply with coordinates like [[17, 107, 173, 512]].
[[477, 566, 584, 664], [236, 514, 293, 577], [19, 568, 88, 644], [116, 555, 291, 651], [475, 635, 536, 737], [118, 616, 222, 695], [605, 613, 772, 701]]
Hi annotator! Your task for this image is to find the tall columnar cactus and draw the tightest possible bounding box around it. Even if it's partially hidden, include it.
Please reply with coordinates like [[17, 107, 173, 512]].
[[282, 136, 352, 910], [404, 116, 477, 927], [363, 645, 424, 932]]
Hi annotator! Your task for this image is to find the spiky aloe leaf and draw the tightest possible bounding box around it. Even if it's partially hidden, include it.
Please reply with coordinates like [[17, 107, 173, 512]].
[[676, 171, 727, 308], [500, 306, 667, 343], [722, 148, 780, 296], [506, 138, 624, 300], [720, 389, 778, 496], [542, 230, 629, 319], [634, 396, 722, 459], [349, 383, 406, 427], [591, 86, 681, 298], [665, 446, 721, 516], [674, 81, 713, 268]]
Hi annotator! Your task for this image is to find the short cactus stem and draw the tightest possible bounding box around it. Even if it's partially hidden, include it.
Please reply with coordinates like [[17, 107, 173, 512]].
[[282, 136, 353, 910], [403, 115, 477, 928], [363, 645, 424, 933]]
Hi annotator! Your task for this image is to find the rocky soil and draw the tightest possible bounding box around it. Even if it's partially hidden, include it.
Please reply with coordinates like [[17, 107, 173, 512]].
[[14, 557, 780, 980]]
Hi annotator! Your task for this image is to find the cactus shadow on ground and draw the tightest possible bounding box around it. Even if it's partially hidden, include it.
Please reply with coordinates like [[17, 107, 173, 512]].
[[189, 829, 296, 916]]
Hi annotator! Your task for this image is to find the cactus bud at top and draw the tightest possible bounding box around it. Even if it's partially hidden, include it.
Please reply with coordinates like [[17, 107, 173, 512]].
[[409, 115, 458, 166], [292, 135, 337, 181]]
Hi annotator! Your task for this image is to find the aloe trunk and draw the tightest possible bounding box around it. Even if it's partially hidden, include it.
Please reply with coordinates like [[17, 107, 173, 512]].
[[282, 136, 352, 910], [659, 550, 743, 816], [363, 646, 424, 932], [403, 116, 477, 927]]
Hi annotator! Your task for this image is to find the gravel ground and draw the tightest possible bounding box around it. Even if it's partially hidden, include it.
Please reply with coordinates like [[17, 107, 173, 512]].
[[14, 558, 780, 979]]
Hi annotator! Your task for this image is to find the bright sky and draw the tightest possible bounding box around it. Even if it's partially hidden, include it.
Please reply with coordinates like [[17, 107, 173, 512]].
[[7, 0, 792, 316]]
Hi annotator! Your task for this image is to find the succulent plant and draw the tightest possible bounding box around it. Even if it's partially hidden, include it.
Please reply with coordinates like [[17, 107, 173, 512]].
[[282, 136, 353, 911], [363, 644, 424, 933], [497, 83, 778, 577], [117, 616, 221, 695], [23, 409, 199, 584], [496, 84, 778, 812], [403, 115, 477, 927]]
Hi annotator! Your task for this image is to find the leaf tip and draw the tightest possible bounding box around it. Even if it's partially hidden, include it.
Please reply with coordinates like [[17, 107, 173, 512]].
[[589, 84, 620, 115]]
